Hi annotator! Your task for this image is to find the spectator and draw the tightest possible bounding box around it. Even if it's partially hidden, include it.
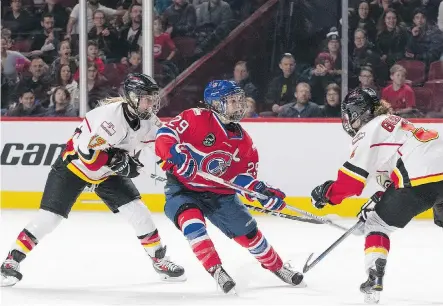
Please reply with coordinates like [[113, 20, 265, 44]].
[[29, 13, 60, 63], [1, 0, 35, 39], [369, 0, 402, 23], [87, 62, 112, 110], [1, 36, 30, 82], [15, 57, 52, 107], [44, 86, 78, 116], [349, 28, 381, 87], [6, 88, 47, 116], [349, 0, 377, 43], [154, 17, 177, 61], [118, 3, 143, 57], [278, 83, 323, 118], [405, 8, 443, 65], [51, 63, 79, 108], [324, 28, 342, 73], [265, 53, 308, 113], [88, 10, 120, 62], [36, 0, 70, 32], [195, 0, 233, 54], [49, 40, 78, 79], [232, 61, 258, 101], [121, 49, 143, 73], [376, 9, 408, 68], [66, 0, 125, 39], [244, 97, 259, 118], [73, 40, 105, 80], [163, 0, 197, 38], [308, 52, 341, 105], [381, 64, 416, 115], [358, 65, 379, 94], [1, 28, 13, 42], [321, 83, 341, 117]]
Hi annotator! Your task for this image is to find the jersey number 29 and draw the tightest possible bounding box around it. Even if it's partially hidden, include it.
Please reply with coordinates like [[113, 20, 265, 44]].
[[167, 116, 189, 134]]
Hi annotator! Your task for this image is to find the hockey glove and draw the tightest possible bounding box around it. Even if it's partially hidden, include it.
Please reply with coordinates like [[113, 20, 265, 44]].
[[248, 181, 286, 211], [311, 180, 334, 209], [168, 144, 197, 180], [357, 191, 384, 222], [107, 148, 143, 178]]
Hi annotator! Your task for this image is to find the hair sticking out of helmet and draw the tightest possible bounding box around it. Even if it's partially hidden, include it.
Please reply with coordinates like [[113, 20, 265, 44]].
[[203, 80, 246, 123], [341, 87, 380, 137], [123, 73, 161, 120]]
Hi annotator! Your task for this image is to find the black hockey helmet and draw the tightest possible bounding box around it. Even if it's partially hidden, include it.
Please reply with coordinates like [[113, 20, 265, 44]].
[[123, 72, 160, 120], [341, 87, 380, 137]]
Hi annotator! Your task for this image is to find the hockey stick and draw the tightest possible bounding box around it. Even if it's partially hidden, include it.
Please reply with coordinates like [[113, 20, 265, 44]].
[[302, 220, 364, 273], [195, 171, 349, 232], [149, 173, 323, 224]]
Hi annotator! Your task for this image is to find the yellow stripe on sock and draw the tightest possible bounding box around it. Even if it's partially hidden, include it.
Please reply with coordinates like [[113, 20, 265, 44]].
[[142, 240, 161, 248], [365, 247, 388, 256], [16, 240, 30, 253]]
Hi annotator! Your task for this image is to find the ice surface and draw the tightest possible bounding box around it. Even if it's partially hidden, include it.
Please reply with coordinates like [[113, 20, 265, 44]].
[[1, 210, 441, 306]]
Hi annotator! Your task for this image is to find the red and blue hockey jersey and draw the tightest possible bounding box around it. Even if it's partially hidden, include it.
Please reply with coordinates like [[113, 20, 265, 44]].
[[155, 108, 259, 194]]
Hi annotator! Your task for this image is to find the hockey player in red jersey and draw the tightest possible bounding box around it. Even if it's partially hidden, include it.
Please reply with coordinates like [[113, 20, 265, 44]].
[[1, 73, 185, 287], [155, 80, 304, 293], [311, 87, 443, 304]]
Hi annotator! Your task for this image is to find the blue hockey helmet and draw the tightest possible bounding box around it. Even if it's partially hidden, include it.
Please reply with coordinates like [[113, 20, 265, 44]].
[[203, 80, 246, 123]]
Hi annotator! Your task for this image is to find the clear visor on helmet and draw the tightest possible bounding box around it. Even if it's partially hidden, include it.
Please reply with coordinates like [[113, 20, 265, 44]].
[[220, 90, 247, 123], [128, 91, 160, 120], [341, 112, 357, 137]]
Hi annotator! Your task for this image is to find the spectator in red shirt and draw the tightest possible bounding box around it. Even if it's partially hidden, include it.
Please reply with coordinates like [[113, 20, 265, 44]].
[[73, 40, 105, 81], [153, 17, 176, 61], [381, 64, 416, 115]]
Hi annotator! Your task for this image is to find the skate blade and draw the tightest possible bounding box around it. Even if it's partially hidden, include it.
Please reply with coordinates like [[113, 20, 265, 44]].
[[158, 273, 187, 282], [1, 275, 19, 287], [364, 291, 380, 304]]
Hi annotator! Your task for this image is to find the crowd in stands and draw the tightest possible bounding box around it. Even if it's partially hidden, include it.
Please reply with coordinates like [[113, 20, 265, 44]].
[[2, 0, 443, 118]]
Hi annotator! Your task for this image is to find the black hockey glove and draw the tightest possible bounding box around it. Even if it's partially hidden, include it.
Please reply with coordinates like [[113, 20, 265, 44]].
[[107, 148, 144, 178], [356, 191, 384, 222], [311, 180, 334, 209]]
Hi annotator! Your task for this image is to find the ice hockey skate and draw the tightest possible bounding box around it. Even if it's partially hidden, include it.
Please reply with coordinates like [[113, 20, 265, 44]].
[[209, 264, 236, 294], [360, 258, 387, 304], [272, 262, 305, 287], [150, 246, 186, 282], [1, 250, 25, 287]]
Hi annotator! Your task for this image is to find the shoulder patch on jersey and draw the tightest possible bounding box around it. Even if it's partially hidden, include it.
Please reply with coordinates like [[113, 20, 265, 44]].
[[203, 133, 216, 147], [100, 121, 116, 136], [352, 131, 366, 145], [88, 134, 107, 149]]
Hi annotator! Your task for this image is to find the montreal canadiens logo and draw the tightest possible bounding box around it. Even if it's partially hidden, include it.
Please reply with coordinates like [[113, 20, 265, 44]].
[[200, 151, 233, 177]]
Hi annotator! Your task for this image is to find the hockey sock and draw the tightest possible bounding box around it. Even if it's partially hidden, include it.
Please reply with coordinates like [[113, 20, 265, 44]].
[[13, 229, 38, 255], [364, 231, 390, 273], [138, 229, 161, 257], [178, 208, 221, 271], [234, 229, 283, 272]]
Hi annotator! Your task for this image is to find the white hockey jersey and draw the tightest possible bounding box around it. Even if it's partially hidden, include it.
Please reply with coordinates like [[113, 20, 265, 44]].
[[62, 101, 162, 183], [326, 114, 443, 204]]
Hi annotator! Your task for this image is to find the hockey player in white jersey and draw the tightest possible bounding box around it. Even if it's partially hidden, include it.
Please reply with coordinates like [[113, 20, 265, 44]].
[[310, 87, 443, 304], [1, 73, 185, 287]]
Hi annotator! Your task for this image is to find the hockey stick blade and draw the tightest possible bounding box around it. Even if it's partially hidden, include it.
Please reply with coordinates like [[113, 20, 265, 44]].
[[302, 220, 364, 273], [244, 204, 323, 224]]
